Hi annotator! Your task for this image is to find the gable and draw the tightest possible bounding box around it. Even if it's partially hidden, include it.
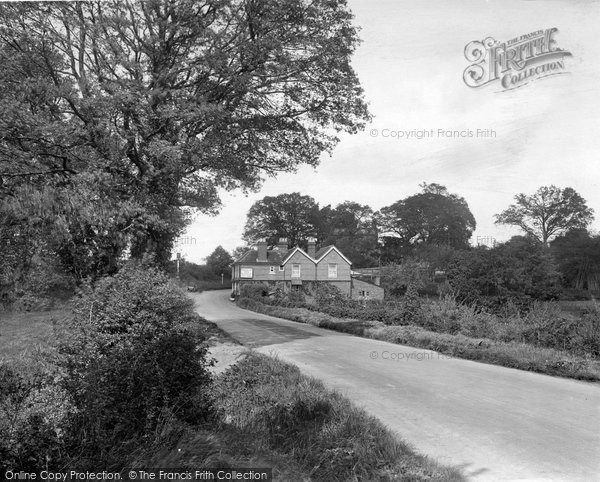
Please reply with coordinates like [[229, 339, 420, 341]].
[[281, 247, 316, 265], [315, 246, 352, 265]]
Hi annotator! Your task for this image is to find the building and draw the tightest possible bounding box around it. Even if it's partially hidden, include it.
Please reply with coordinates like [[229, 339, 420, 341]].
[[351, 267, 385, 300], [231, 237, 356, 297]]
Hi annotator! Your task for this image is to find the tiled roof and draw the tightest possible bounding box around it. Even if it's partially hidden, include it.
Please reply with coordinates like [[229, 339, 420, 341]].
[[233, 247, 288, 264], [351, 275, 381, 287], [314, 245, 334, 259], [233, 244, 352, 265]]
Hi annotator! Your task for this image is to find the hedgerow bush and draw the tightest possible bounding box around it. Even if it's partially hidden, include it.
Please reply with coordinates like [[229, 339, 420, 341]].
[[240, 283, 271, 300], [241, 283, 600, 358], [56, 263, 213, 468], [0, 364, 72, 472]]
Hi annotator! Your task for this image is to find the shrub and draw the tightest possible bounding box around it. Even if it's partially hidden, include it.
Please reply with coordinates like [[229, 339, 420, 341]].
[[398, 283, 422, 324], [56, 263, 213, 468], [314, 283, 346, 305], [558, 288, 594, 301], [240, 283, 271, 300], [213, 353, 463, 481], [577, 307, 600, 357], [0, 365, 71, 472]]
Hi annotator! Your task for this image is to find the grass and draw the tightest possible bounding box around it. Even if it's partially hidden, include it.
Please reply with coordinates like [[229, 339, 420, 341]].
[[238, 298, 600, 381], [3, 304, 463, 480], [0, 307, 69, 374], [134, 352, 465, 481]]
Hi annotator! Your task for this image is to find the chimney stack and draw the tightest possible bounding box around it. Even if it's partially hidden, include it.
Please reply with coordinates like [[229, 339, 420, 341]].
[[257, 238, 267, 262], [307, 237, 316, 258], [277, 237, 288, 253]]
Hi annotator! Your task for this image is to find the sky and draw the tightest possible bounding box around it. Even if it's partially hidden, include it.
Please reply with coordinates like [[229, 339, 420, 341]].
[[177, 0, 600, 263]]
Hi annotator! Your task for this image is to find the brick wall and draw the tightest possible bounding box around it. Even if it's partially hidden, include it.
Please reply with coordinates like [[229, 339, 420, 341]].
[[316, 249, 351, 281], [351, 278, 384, 300]]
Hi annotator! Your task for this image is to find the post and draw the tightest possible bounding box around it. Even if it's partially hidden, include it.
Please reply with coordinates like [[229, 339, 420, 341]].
[[221, 272, 224, 286], [176, 252, 181, 281]]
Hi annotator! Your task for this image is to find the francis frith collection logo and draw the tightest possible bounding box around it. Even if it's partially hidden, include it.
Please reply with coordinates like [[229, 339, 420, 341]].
[[463, 28, 571, 90]]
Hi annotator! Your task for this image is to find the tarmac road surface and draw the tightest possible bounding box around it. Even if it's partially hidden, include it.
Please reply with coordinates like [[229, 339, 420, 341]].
[[192, 290, 600, 481]]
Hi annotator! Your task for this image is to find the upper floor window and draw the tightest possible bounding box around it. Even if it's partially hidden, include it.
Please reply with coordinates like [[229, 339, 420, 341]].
[[328, 263, 338, 278], [292, 263, 301, 278], [269, 266, 276, 274], [279, 265, 284, 271]]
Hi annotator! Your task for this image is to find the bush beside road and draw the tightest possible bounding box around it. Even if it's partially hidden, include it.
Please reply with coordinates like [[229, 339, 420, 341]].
[[1, 265, 463, 481], [237, 297, 600, 381]]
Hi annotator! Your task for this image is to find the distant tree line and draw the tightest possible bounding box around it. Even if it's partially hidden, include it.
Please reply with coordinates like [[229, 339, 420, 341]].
[[239, 183, 598, 302]]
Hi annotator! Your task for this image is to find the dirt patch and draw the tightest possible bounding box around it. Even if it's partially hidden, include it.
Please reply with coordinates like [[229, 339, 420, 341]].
[[207, 342, 249, 375]]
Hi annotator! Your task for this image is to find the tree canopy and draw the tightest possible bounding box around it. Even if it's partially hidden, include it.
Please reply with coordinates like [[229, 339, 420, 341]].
[[243, 192, 321, 248], [320, 201, 379, 266], [551, 229, 600, 291], [205, 245, 233, 277], [495, 186, 594, 246], [0, 0, 369, 291], [447, 236, 560, 308], [377, 183, 476, 261]]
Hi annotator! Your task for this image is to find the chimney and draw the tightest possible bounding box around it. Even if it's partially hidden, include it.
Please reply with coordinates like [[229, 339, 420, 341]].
[[307, 237, 316, 258], [277, 237, 288, 252], [257, 238, 267, 262]]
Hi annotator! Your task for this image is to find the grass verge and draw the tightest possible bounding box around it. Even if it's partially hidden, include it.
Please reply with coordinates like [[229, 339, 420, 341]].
[[134, 352, 464, 481], [237, 298, 600, 381], [2, 304, 463, 480]]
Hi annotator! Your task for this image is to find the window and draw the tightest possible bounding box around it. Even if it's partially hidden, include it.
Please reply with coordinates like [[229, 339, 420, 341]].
[[240, 267, 253, 279], [279, 265, 284, 271], [269, 266, 276, 274], [359, 290, 365, 296], [328, 263, 338, 278], [292, 263, 301, 278]]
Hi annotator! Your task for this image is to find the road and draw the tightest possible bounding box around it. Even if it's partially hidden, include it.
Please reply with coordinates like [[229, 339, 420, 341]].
[[192, 290, 600, 481]]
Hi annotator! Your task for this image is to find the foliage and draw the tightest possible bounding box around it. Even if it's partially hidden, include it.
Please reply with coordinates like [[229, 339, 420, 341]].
[[243, 196, 380, 266], [243, 192, 321, 248], [0, 364, 72, 472], [205, 246, 233, 277], [240, 297, 600, 381], [446, 238, 560, 310], [495, 186, 594, 245], [314, 282, 346, 305], [551, 229, 600, 292], [0, 0, 370, 280], [380, 261, 427, 298], [240, 283, 272, 300], [212, 353, 464, 481], [56, 264, 213, 468], [318, 201, 380, 268], [377, 183, 476, 262]]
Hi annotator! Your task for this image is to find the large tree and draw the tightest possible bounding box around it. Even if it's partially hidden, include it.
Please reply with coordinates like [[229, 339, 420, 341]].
[[205, 245, 233, 277], [551, 229, 600, 292], [377, 183, 476, 261], [495, 186, 594, 246], [320, 201, 379, 267], [0, 0, 369, 271], [243, 192, 320, 248], [447, 236, 560, 307]]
